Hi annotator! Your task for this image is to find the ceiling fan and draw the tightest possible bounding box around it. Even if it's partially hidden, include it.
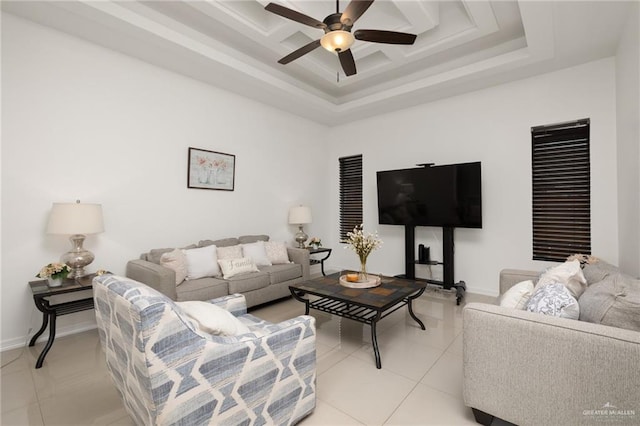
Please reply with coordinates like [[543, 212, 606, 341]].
[[264, 0, 417, 77]]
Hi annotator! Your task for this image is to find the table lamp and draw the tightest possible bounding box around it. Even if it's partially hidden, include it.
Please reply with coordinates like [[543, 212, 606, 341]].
[[288, 205, 312, 248], [46, 200, 105, 278]]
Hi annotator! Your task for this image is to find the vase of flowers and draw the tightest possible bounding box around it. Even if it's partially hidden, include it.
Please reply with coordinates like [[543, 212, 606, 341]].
[[308, 237, 322, 249], [37, 262, 71, 287], [343, 224, 382, 281]]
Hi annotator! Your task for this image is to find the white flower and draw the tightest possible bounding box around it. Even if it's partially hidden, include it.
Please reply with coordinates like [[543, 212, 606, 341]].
[[343, 224, 382, 263]]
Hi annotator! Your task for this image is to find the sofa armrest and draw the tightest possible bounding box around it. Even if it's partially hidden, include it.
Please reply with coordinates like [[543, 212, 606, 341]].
[[126, 259, 177, 300], [499, 268, 539, 294], [463, 303, 640, 426], [208, 293, 247, 317], [287, 247, 310, 280]]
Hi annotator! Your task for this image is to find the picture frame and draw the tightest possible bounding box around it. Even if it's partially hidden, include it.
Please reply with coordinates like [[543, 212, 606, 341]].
[[187, 147, 235, 191]]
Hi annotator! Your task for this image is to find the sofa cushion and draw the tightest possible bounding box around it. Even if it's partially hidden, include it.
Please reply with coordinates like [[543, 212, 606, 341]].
[[219, 258, 260, 279], [183, 245, 221, 279], [265, 241, 290, 265], [217, 245, 243, 260], [499, 280, 534, 310], [526, 283, 580, 320], [176, 301, 251, 336], [579, 272, 640, 332], [242, 241, 272, 266], [176, 277, 228, 302], [582, 260, 620, 285], [198, 238, 240, 248], [259, 264, 302, 285], [536, 260, 587, 299], [144, 244, 197, 264], [239, 235, 269, 244], [160, 249, 188, 285], [227, 271, 270, 293]]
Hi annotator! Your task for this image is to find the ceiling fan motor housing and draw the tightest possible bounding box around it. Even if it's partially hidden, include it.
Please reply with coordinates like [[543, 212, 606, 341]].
[[323, 13, 352, 33]]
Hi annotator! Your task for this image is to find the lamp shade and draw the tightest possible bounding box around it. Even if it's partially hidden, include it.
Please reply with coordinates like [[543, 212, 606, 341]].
[[288, 206, 312, 225], [46, 202, 105, 235], [320, 30, 355, 52]]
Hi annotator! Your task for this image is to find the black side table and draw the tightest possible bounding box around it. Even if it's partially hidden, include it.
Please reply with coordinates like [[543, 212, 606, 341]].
[[28, 274, 98, 368], [308, 247, 332, 276]]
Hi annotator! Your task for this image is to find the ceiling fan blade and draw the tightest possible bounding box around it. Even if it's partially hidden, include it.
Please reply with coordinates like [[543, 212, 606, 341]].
[[354, 29, 417, 45], [338, 49, 357, 76], [340, 0, 374, 26], [278, 39, 322, 65], [265, 3, 327, 29]]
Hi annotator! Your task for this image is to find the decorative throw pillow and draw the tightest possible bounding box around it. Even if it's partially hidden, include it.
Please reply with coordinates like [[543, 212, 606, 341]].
[[218, 258, 259, 279], [536, 260, 587, 299], [217, 245, 243, 260], [241, 241, 272, 266], [579, 272, 640, 332], [160, 249, 188, 285], [526, 283, 580, 320], [499, 280, 535, 310], [265, 241, 290, 264], [182, 245, 220, 279], [176, 301, 251, 336]]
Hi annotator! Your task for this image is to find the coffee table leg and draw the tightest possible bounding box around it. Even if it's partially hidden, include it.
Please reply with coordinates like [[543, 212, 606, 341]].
[[371, 319, 382, 369], [290, 289, 310, 315], [407, 288, 426, 330]]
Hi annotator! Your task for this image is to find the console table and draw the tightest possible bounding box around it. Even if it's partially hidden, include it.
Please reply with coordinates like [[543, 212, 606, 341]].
[[28, 274, 98, 368], [308, 247, 331, 276]]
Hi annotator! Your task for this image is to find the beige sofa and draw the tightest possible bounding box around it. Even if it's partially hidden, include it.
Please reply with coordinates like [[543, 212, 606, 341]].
[[126, 234, 310, 308], [463, 268, 640, 426]]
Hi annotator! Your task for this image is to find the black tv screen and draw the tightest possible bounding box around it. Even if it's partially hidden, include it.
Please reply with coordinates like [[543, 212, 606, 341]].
[[376, 162, 482, 228]]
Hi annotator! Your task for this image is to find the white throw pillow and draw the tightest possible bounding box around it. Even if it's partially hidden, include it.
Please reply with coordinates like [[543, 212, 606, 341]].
[[265, 241, 290, 264], [176, 301, 251, 336], [218, 257, 259, 279], [182, 245, 220, 279], [160, 249, 188, 285], [536, 260, 587, 299], [499, 280, 534, 310], [241, 241, 272, 266], [217, 245, 243, 260], [525, 283, 580, 320]]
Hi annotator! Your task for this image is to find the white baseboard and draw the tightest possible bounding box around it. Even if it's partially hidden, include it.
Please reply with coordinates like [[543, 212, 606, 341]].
[[0, 321, 98, 353]]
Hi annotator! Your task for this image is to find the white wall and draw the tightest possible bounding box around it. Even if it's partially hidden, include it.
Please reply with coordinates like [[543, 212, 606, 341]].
[[0, 14, 329, 349], [325, 59, 619, 296], [615, 2, 640, 278]]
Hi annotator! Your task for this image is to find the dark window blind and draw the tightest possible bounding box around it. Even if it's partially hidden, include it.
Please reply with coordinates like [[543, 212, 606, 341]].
[[339, 154, 363, 240], [531, 118, 591, 261]]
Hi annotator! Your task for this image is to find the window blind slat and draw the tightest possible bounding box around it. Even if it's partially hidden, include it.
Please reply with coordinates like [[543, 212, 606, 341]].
[[339, 155, 363, 240], [531, 119, 591, 261]]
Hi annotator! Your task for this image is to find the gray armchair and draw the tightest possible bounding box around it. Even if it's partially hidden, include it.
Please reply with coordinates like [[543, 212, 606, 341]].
[[93, 274, 316, 425]]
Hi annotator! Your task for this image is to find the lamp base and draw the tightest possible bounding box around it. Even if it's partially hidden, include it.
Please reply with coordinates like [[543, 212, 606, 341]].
[[61, 234, 95, 278], [294, 226, 308, 249]]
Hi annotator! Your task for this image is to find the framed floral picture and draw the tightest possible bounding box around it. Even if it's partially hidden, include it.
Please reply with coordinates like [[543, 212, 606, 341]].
[[187, 147, 235, 191]]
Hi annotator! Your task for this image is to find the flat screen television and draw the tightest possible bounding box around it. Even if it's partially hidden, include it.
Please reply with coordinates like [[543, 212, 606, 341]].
[[376, 162, 482, 228]]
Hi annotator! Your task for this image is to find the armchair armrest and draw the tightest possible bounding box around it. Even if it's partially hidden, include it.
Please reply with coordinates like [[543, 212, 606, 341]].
[[126, 259, 177, 300], [208, 293, 247, 317], [463, 303, 640, 426], [287, 247, 310, 280]]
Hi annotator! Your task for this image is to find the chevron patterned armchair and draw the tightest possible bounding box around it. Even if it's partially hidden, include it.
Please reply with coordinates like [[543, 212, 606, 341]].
[[93, 274, 316, 425]]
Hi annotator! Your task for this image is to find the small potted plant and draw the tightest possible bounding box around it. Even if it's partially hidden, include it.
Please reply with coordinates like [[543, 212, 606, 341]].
[[36, 262, 71, 287], [343, 224, 382, 281], [308, 237, 322, 249]]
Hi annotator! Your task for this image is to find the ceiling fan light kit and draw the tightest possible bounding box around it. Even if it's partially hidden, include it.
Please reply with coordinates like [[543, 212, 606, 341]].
[[321, 30, 355, 52], [265, 0, 416, 77]]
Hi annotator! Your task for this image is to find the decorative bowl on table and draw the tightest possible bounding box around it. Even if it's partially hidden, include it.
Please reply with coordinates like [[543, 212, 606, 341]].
[[339, 273, 381, 289]]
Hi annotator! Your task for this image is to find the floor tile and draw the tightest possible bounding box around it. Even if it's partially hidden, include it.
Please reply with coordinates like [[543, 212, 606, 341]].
[[421, 352, 464, 398], [317, 356, 416, 425], [0, 368, 39, 413], [300, 399, 364, 425], [0, 402, 43, 426], [385, 382, 477, 425]]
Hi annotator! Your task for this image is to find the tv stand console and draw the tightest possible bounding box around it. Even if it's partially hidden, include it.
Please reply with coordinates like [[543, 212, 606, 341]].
[[401, 226, 466, 305]]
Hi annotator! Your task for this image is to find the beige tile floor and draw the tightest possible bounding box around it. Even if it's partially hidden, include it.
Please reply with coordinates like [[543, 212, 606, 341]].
[[1, 286, 499, 426]]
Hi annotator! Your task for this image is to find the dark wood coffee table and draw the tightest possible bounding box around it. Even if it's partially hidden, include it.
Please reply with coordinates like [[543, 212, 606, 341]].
[[289, 272, 426, 369]]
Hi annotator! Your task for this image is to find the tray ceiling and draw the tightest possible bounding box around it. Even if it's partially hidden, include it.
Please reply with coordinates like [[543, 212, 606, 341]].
[[2, 1, 633, 125]]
